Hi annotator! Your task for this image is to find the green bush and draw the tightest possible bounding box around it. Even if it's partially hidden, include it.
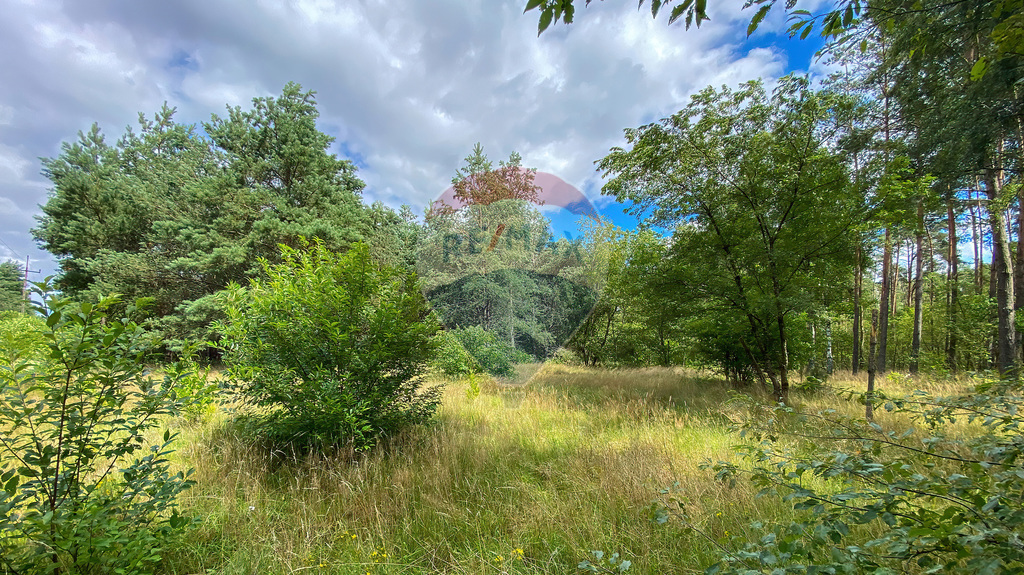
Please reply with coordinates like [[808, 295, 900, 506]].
[[0, 284, 194, 575], [548, 347, 583, 365], [430, 329, 479, 377], [165, 343, 221, 422], [451, 325, 530, 378], [0, 310, 46, 361], [699, 379, 1024, 574], [219, 240, 441, 451]]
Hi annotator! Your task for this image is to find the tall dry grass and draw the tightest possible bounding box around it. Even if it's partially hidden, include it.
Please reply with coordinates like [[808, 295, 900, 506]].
[[160, 365, 973, 575]]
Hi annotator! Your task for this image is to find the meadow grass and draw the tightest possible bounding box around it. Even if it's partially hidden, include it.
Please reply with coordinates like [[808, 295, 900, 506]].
[[159, 366, 975, 575]]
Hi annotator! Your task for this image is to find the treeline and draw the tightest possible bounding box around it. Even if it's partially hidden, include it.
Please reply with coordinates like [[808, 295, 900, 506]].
[[29, 83, 419, 350], [17, 0, 1023, 400], [562, 0, 1024, 400]]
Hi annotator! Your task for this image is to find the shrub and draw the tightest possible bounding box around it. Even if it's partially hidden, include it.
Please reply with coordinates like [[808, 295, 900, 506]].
[[0, 284, 194, 575], [430, 329, 480, 377], [548, 347, 582, 365], [219, 240, 441, 451], [164, 343, 220, 422], [700, 378, 1024, 573], [451, 325, 530, 378], [0, 310, 46, 361]]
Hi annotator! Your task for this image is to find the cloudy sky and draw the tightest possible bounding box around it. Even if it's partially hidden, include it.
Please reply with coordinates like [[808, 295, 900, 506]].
[[0, 0, 826, 278]]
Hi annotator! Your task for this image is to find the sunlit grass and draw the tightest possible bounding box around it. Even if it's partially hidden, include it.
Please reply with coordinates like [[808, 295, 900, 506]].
[[158, 366, 974, 575]]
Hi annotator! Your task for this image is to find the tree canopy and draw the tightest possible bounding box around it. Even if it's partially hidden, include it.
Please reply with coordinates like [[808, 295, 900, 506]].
[[0, 261, 23, 313], [599, 77, 866, 399], [33, 83, 376, 347]]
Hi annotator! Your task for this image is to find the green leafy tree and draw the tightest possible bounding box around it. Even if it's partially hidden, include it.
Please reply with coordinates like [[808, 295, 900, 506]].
[[599, 77, 865, 400], [33, 84, 371, 347], [525, 0, 1023, 79], [420, 145, 596, 362], [429, 329, 480, 377], [428, 268, 596, 360], [449, 325, 530, 378], [567, 226, 687, 368], [219, 240, 440, 451], [0, 261, 24, 312], [0, 283, 193, 575]]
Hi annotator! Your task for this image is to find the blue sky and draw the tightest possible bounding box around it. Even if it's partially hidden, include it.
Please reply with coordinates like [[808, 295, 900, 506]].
[[0, 0, 834, 279]]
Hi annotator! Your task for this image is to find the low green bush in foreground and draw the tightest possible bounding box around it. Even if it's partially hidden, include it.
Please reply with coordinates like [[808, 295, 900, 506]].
[[219, 240, 441, 451], [0, 285, 193, 575], [697, 378, 1024, 574]]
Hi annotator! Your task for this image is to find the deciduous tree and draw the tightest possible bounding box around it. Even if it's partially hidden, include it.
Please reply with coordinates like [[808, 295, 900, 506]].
[[599, 77, 865, 400]]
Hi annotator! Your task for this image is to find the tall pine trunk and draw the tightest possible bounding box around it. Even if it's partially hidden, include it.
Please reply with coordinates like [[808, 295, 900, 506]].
[[985, 168, 1017, 375], [853, 243, 862, 374], [911, 200, 925, 374], [867, 309, 878, 422], [878, 228, 892, 374], [946, 198, 959, 371], [1016, 186, 1024, 358]]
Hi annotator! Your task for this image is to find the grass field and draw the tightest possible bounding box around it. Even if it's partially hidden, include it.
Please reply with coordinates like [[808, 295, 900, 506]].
[[159, 365, 973, 575]]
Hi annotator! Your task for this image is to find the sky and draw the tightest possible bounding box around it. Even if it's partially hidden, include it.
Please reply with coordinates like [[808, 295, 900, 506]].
[[0, 0, 830, 280]]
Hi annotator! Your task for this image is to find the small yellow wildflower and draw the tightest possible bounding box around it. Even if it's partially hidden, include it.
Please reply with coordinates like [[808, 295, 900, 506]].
[[494, 555, 503, 562], [513, 548, 524, 560]]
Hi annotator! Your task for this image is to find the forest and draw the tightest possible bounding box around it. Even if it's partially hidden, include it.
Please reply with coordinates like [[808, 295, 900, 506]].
[[1, 0, 1023, 573]]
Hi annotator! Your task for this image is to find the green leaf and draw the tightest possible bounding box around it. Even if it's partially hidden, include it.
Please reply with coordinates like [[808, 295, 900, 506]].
[[524, 0, 543, 12], [748, 5, 770, 36], [3, 474, 18, 495], [538, 8, 554, 35], [669, 4, 687, 25], [970, 57, 988, 81]]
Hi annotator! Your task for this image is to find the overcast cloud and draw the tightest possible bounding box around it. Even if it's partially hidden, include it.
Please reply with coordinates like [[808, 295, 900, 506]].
[[0, 0, 819, 278]]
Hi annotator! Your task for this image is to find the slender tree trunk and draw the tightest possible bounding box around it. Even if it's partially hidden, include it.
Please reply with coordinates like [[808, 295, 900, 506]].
[[867, 309, 877, 422], [1016, 187, 1024, 356], [808, 320, 817, 376], [777, 310, 790, 403], [947, 198, 959, 371], [740, 339, 773, 395], [825, 318, 834, 375], [911, 200, 925, 374], [853, 243, 862, 374], [893, 240, 901, 314], [909, 237, 917, 308], [986, 168, 1017, 375], [991, 237, 999, 369], [508, 283, 515, 348], [879, 228, 892, 374]]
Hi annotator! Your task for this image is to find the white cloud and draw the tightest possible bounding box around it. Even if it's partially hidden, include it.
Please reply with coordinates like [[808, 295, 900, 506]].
[[0, 0, 803, 274], [0, 197, 20, 217], [0, 144, 31, 183]]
